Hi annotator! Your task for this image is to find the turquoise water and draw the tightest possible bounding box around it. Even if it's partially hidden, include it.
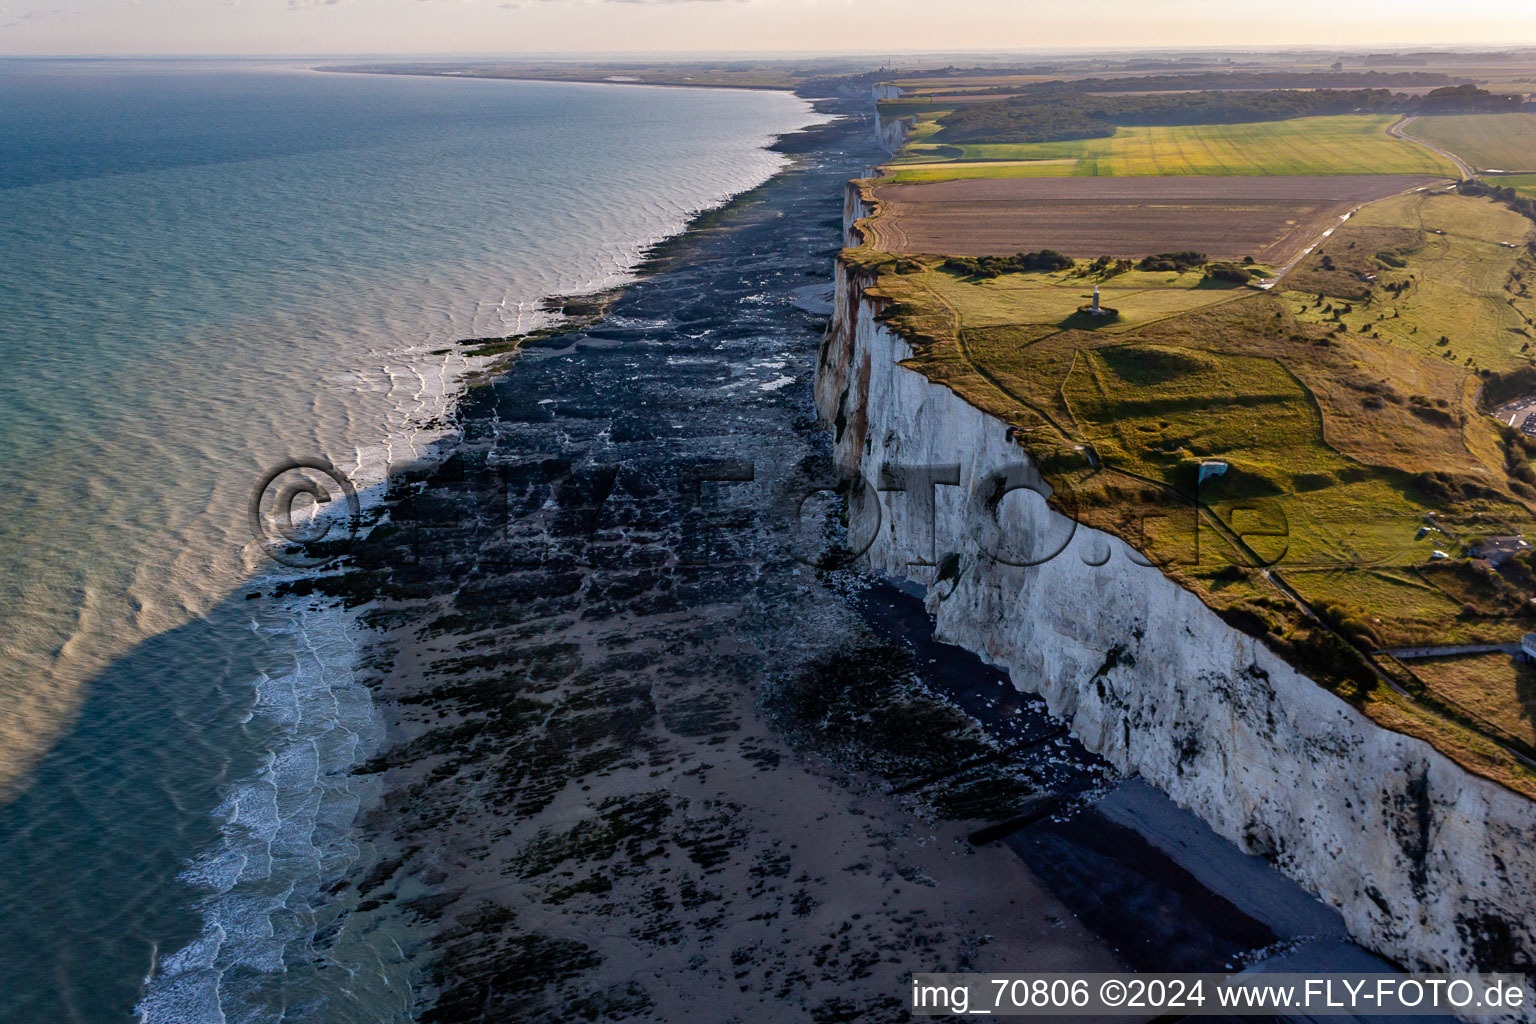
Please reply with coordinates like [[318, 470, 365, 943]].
[[0, 59, 817, 1022]]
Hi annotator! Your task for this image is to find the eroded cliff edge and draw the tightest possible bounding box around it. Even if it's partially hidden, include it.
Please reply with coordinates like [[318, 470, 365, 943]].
[[815, 210, 1536, 980]]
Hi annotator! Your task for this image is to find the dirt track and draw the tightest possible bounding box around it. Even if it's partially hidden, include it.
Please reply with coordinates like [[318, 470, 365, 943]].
[[866, 175, 1446, 261]]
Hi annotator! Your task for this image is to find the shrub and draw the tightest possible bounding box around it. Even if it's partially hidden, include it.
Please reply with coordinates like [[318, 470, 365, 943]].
[[1407, 403, 1456, 425], [1138, 251, 1207, 272], [1205, 262, 1255, 284], [1480, 364, 1536, 409], [942, 249, 1074, 278]]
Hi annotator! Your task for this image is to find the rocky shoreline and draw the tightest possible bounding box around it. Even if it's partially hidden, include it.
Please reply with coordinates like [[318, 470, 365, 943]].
[[282, 88, 1471, 1023], [299, 100, 1135, 1021]]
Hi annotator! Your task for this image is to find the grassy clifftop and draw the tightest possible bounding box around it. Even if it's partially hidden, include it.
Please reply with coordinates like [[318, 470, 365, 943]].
[[843, 188, 1536, 796]]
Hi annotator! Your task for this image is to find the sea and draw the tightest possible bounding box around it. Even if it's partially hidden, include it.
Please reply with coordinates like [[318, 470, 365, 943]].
[[0, 57, 820, 1022]]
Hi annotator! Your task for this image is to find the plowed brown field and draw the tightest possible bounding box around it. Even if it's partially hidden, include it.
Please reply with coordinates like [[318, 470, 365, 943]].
[[864, 175, 1446, 261]]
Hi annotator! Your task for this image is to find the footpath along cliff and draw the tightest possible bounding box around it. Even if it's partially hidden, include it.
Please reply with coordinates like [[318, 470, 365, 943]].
[[815, 183, 1536, 983]]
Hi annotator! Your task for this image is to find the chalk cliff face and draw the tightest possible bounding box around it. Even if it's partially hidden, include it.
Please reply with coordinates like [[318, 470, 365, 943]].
[[871, 85, 911, 152], [843, 182, 876, 248], [874, 113, 910, 152], [816, 227, 1536, 982]]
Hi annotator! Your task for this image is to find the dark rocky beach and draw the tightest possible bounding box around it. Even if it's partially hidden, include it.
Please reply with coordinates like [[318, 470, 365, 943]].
[[296, 95, 1386, 1022]]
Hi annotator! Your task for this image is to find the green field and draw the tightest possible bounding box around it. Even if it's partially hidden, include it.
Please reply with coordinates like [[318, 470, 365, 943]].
[[1493, 173, 1536, 199], [858, 65, 1536, 788], [1285, 193, 1535, 376], [1062, 345, 1338, 482], [1410, 113, 1536, 172], [914, 266, 1248, 330], [867, 250, 1494, 591], [885, 115, 1458, 181]]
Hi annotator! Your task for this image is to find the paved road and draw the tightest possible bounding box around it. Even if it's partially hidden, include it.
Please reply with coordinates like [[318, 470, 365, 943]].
[[1382, 642, 1523, 659], [1258, 212, 1352, 287], [1389, 115, 1475, 179], [1257, 175, 1453, 289]]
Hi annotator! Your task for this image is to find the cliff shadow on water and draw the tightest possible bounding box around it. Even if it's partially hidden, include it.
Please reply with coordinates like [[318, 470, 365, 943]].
[[0, 586, 399, 1023]]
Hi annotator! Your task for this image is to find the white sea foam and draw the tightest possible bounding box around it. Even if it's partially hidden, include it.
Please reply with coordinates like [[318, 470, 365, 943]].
[[136, 600, 389, 1023]]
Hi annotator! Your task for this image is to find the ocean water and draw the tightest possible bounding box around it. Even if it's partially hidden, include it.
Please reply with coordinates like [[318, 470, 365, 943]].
[[0, 58, 819, 1022]]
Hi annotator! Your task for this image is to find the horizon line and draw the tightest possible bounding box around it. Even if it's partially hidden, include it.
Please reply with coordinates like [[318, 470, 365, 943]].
[[8, 42, 1536, 61]]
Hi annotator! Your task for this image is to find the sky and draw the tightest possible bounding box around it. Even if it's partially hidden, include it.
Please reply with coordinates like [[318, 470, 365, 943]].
[[2, 0, 1535, 57]]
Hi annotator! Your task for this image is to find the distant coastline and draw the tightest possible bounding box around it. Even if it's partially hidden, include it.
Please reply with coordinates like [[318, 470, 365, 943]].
[[313, 63, 799, 92]]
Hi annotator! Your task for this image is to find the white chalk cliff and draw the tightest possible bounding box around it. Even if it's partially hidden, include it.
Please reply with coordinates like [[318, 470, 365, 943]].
[[815, 195, 1536, 985], [871, 84, 912, 152]]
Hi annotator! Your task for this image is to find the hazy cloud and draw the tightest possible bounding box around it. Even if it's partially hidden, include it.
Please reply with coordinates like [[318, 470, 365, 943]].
[[1, 6, 83, 27], [9, 0, 1532, 56]]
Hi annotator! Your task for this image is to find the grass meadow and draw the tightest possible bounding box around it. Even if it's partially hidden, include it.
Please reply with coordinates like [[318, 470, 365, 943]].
[[1492, 173, 1536, 199], [1411, 113, 1536, 172], [1411, 652, 1536, 749]]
